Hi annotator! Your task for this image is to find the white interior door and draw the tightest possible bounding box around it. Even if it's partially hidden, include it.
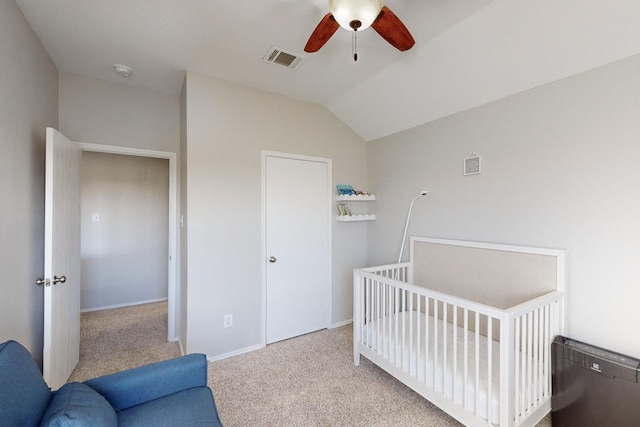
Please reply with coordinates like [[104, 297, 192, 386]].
[[43, 127, 82, 390], [265, 154, 331, 344]]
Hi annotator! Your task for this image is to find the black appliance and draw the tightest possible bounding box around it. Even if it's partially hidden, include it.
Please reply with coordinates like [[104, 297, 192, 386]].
[[552, 336, 640, 426]]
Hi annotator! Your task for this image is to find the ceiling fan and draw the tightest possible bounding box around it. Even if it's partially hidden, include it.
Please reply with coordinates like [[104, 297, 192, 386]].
[[304, 0, 415, 61]]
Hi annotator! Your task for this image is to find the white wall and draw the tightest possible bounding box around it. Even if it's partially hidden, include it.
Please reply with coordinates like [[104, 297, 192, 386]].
[[59, 72, 180, 153], [184, 72, 368, 358], [80, 152, 169, 310], [0, 0, 58, 365], [367, 53, 640, 358]]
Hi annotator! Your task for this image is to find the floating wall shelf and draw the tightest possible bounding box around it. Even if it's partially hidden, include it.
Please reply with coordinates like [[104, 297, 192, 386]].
[[335, 214, 376, 222], [336, 193, 376, 222], [336, 194, 376, 201]]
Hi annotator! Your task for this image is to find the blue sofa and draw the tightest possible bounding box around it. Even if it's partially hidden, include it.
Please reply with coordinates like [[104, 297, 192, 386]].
[[0, 340, 223, 426]]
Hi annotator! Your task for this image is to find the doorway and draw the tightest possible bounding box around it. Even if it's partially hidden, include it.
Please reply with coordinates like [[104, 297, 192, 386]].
[[80, 152, 169, 311], [262, 151, 332, 344], [80, 143, 178, 341]]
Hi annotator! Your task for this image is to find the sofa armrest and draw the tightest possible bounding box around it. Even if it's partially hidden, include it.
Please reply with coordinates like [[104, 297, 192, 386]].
[[84, 353, 209, 411]]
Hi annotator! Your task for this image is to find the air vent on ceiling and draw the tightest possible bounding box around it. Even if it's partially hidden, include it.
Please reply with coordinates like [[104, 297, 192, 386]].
[[263, 46, 305, 71]]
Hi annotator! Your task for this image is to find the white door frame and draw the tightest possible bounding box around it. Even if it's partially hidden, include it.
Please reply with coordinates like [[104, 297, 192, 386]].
[[80, 142, 179, 341], [261, 150, 333, 346]]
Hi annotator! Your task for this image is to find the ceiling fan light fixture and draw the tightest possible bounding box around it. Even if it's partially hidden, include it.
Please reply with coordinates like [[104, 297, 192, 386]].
[[329, 0, 383, 32]]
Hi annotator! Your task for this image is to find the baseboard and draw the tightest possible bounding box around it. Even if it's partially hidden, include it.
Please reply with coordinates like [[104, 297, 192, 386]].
[[80, 297, 169, 313], [331, 319, 353, 328], [208, 343, 265, 362], [205, 322, 351, 362]]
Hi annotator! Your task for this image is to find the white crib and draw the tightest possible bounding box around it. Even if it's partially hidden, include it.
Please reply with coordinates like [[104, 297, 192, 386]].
[[353, 237, 565, 427]]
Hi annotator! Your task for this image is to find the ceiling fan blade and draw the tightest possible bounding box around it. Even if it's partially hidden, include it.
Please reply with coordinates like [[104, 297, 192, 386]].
[[304, 13, 340, 53], [371, 6, 415, 51]]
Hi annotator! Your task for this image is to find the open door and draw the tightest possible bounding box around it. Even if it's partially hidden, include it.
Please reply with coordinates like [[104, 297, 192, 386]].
[[42, 127, 82, 390]]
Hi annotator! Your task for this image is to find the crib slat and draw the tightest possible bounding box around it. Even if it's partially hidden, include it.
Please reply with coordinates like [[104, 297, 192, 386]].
[[393, 282, 397, 360], [529, 309, 540, 407], [543, 303, 550, 398], [515, 315, 521, 421], [520, 315, 526, 422], [527, 311, 533, 411], [425, 296, 431, 387], [443, 302, 448, 397], [487, 315, 492, 423], [475, 311, 480, 418], [365, 278, 370, 347], [416, 295, 421, 378], [410, 292, 415, 375], [452, 305, 458, 404], [463, 308, 469, 409], [387, 282, 392, 361], [402, 290, 408, 371], [376, 280, 380, 355], [434, 300, 439, 392]]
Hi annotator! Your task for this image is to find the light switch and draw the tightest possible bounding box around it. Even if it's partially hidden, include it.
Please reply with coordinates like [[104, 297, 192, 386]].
[[92, 213, 100, 222]]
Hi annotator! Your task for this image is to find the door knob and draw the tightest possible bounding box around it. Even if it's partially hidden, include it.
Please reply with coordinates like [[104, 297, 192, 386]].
[[36, 278, 50, 286], [268, 256, 277, 263], [52, 275, 66, 285]]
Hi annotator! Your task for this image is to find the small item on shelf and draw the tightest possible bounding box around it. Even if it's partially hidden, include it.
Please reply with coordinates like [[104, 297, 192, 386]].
[[336, 184, 370, 197], [337, 203, 351, 216], [336, 184, 355, 195]]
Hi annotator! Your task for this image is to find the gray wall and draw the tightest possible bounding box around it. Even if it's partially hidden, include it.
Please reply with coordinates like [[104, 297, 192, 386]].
[[81, 152, 169, 310], [59, 72, 180, 153], [0, 0, 58, 365], [367, 53, 640, 358], [184, 72, 368, 358]]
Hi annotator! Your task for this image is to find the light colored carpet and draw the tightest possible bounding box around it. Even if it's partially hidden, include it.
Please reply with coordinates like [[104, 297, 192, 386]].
[[68, 301, 180, 382], [70, 302, 552, 427], [209, 326, 552, 427], [209, 326, 461, 427]]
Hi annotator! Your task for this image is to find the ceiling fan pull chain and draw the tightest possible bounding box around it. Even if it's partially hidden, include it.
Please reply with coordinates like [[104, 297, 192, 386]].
[[352, 30, 358, 62]]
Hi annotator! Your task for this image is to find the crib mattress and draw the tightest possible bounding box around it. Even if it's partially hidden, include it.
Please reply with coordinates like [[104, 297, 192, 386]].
[[362, 310, 503, 425]]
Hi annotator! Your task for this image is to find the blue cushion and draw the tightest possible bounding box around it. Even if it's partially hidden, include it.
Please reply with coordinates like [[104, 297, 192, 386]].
[[118, 387, 223, 427], [0, 340, 51, 427], [40, 382, 117, 427], [85, 353, 209, 411]]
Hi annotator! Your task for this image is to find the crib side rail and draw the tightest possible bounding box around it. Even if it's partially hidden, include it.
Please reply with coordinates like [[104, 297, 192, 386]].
[[354, 266, 510, 425], [356, 267, 508, 319], [354, 266, 564, 427], [507, 291, 564, 426], [358, 262, 412, 281]]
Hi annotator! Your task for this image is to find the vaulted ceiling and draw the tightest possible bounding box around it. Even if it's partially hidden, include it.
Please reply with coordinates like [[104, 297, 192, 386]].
[[16, 0, 640, 141]]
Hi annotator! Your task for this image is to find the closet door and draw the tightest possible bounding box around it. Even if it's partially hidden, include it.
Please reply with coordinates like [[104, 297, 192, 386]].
[[264, 154, 331, 344]]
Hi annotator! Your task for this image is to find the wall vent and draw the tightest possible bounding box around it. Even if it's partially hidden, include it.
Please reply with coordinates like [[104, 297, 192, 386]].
[[263, 46, 305, 71]]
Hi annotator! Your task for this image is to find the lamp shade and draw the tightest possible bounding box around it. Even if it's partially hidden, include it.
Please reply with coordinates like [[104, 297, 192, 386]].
[[329, 0, 384, 31]]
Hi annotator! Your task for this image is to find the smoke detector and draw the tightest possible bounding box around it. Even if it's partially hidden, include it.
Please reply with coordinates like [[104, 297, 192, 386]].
[[263, 46, 305, 71], [113, 64, 132, 77]]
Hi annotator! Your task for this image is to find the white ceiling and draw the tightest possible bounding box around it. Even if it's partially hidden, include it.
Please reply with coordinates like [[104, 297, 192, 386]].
[[15, 0, 640, 141]]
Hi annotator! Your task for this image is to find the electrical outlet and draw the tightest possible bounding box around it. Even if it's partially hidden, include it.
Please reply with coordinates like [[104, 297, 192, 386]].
[[223, 314, 233, 328]]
